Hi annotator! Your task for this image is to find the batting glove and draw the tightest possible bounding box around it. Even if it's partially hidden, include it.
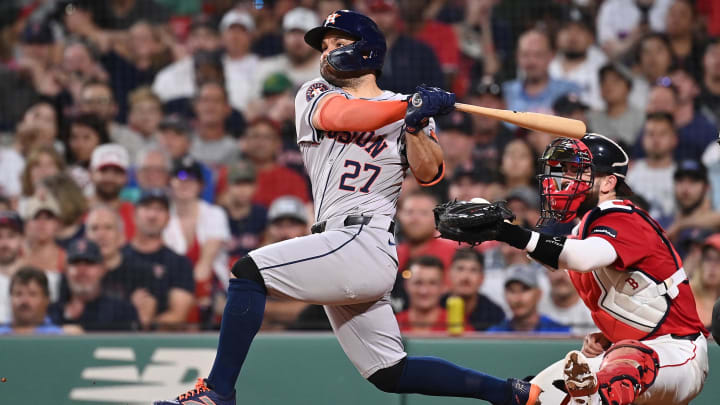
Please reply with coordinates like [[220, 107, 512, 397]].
[[404, 86, 456, 134]]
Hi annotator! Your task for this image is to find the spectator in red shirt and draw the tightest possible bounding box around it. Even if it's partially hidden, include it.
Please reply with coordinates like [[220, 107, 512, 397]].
[[396, 255, 468, 333], [396, 190, 458, 274], [242, 117, 310, 208], [89, 144, 136, 241]]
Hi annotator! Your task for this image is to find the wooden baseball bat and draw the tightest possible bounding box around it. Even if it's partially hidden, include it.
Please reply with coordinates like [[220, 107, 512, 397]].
[[454, 102, 587, 139]]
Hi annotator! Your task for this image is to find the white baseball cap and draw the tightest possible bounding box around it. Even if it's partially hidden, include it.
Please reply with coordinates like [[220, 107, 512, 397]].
[[220, 10, 255, 32], [90, 144, 129, 171], [282, 8, 319, 32], [268, 196, 308, 224]]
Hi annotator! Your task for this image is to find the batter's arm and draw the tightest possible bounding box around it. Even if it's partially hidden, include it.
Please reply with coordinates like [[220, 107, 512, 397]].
[[311, 94, 408, 131], [405, 129, 444, 184]]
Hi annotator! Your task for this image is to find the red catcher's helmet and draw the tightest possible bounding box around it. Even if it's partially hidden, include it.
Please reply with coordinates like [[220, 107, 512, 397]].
[[537, 133, 629, 226]]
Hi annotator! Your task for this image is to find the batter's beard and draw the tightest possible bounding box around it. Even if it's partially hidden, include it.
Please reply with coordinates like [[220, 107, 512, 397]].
[[320, 59, 365, 88]]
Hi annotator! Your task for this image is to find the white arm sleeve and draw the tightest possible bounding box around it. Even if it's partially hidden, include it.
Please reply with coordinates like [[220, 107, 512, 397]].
[[558, 237, 618, 272]]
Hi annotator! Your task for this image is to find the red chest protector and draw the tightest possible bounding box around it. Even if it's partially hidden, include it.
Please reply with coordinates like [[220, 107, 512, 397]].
[[569, 200, 703, 342]]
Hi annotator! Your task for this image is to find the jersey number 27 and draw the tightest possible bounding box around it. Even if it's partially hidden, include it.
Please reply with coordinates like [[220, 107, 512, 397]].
[[339, 160, 381, 193]]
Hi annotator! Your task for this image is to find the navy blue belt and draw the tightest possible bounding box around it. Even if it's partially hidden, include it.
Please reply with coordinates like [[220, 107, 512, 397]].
[[311, 215, 395, 234]]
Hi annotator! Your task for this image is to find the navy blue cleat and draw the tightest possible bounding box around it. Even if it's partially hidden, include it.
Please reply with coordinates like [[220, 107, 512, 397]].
[[495, 378, 542, 405], [153, 378, 236, 405]]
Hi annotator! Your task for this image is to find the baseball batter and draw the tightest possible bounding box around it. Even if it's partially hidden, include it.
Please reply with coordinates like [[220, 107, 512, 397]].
[[155, 10, 540, 405], [437, 134, 709, 405]]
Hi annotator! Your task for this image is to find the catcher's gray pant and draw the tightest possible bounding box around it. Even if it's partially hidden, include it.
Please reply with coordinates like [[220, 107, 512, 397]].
[[248, 215, 406, 377]]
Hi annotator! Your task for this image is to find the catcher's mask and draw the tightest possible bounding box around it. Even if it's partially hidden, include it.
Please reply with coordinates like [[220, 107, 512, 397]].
[[537, 137, 594, 226]]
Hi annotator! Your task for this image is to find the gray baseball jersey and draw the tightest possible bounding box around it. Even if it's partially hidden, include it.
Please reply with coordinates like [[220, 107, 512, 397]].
[[248, 77, 440, 378], [295, 77, 436, 222]]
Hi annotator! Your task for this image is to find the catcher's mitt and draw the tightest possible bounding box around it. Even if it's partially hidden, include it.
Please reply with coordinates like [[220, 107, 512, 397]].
[[433, 200, 516, 245]]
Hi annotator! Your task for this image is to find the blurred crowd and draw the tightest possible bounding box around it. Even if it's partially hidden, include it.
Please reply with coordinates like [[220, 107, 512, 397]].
[[1, 0, 720, 335]]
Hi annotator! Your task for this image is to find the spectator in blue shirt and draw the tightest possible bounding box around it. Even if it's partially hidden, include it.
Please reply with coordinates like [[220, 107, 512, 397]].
[[0, 266, 64, 335], [503, 29, 580, 119], [487, 264, 570, 333]]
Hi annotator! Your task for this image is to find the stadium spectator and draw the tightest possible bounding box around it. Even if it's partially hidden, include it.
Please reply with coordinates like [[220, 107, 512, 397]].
[[68, 0, 171, 30], [18, 146, 65, 212], [0, 266, 64, 335], [442, 249, 505, 331], [65, 113, 111, 195], [626, 112, 678, 227], [134, 146, 172, 192], [631, 33, 676, 109], [13, 101, 61, 158], [666, 0, 706, 80], [219, 9, 261, 112], [539, 269, 594, 335], [222, 161, 267, 261], [89, 144, 136, 241], [127, 86, 164, 143], [125, 188, 194, 329], [452, 0, 509, 96], [505, 186, 541, 228], [436, 111, 475, 179], [503, 29, 580, 116], [254, 8, 320, 92], [636, 79, 717, 161], [700, 38, 720, 122], [691, 234, 720, 328], [38, 174, 88, 249], [587, 63, 645, 147], [549, 8, 607, 110], [164, 156, 231, 323], [396, 191, 458, 274], [0, 211, 25, 325], [151, 15, 222, 104], [190, 81, 237, 167], [487, 264, 570, 333], [85, 205, 157, 329], [20, 194, 65, 302], [156, 115, 216, 202], [596, 0, 673, 60], [0, 6, 44, 130], [261, 196, 311, 330], [242, 117, 310, 207], [666, 160, 720, 244], [447, 164, 505, 210], [77, 80, 145, 159], [0, 136, 25, 203], [365, 0, 444, 94], [551, 93, 589, 124], [396, 256, 463, 333], [399, 0, 460, 88], [499, 138, 538, 190], [466, 80, 513, 170], [49, 238, 139, 331]]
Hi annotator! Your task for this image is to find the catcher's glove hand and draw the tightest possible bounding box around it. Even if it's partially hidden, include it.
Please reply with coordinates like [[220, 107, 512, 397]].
[[433, 200, 516, 245]]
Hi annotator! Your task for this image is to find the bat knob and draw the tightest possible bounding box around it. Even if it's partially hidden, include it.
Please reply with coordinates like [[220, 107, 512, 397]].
[[411, 93, 423, 108]]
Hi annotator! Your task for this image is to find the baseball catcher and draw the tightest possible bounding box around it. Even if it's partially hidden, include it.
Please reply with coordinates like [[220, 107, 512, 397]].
[[436, 134, 709, 405]]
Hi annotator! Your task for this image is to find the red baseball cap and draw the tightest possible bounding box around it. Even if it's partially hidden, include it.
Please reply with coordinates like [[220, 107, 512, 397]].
[[703, 234, 720, 252]]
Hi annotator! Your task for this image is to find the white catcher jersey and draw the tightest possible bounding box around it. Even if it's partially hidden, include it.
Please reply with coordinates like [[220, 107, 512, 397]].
[[294, 77, 436, 223]]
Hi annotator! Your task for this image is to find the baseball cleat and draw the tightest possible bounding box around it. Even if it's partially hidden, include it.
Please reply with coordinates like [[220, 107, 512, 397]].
[[503, 378, 542, 405], [153, 378, 236, 405], [563, 351, 598, 405]]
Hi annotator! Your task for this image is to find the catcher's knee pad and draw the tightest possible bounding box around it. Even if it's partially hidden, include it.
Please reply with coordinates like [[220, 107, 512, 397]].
[[230, 255, 266, 292], [367, 357, 407, 393], [597, 340, 659, 405]]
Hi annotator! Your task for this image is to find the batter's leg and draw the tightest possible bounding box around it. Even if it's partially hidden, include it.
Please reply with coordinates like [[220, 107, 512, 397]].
[[326, 297, 542, 405], [206, 256, 268, 397]]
